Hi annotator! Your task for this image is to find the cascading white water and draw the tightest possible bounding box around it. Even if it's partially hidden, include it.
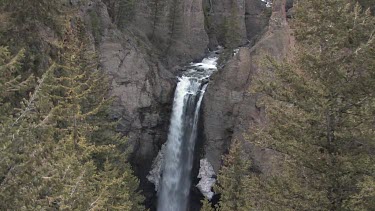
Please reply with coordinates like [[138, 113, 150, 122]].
[[157, 55, 218, 211]]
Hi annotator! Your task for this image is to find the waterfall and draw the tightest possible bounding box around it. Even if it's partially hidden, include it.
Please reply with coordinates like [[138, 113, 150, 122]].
[[157, 55, 218, 211]]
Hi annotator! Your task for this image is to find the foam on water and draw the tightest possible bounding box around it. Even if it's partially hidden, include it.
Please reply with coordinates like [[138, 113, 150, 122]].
[[157, 55, 218, 211]]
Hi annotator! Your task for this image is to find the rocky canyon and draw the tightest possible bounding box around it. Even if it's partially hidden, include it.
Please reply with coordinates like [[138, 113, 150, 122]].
[[2, 0, 374, 210], [75, 0, 295, 209], [72, 0, 293, 209]]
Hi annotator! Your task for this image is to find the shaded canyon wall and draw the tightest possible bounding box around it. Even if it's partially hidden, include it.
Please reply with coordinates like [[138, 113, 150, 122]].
[[203, 0, 293, 175]]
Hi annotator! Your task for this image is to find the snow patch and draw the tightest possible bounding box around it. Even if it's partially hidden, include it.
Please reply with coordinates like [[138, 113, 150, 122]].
[[147, 144, 166, 191], [261, 0, 272, 7], [233, 48, 240, 56], [196, 159, 216, 200]]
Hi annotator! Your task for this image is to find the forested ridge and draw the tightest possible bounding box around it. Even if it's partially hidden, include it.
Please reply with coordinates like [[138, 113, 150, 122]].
[[0, 0, 374, 211], [0, 0, 144, 210], [208, 1, 375, 211]]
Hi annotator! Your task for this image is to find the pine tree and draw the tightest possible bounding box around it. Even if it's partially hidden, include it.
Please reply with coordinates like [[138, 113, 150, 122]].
[[250, 1, 375, 210], [0, 46, 38, 209], [344, 175, 375, 210], [358, 0, 374, 14], [33, 20, 144, 210], [201, 198, 215, 211], [0, 46, 33, 120], [0, 0, 65, 80], [1, 0, 59, 24], [215, 139, 251, 211], [0, 57, 56, 210], [240, 159, 329, 210], [0, 19, 144, 210]]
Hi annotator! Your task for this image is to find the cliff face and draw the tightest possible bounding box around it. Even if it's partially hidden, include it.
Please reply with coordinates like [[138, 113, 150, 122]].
[[203, 0, 270, 48], [81, 0, 293, 208], [202, 0, 293, 175], [81, 0, 211, 206], [131, 0, 209, 68]]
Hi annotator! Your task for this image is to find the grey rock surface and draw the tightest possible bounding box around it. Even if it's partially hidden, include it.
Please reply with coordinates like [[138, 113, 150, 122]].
[[133, 0, 209, 68], [202, 0, 293, 175], [80, 0, 295, 208], [286, 0, 294, 10], [245, 0, 270, 43], [82, 2, 175, 201], [99, 22, 175, 180], [147, 144, 166, 192], [203, 0, 271, 48], [203, 0, 248, 47]]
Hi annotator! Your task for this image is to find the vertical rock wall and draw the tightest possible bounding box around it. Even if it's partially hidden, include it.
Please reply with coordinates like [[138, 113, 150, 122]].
[[83, 0, 294, 208], [203, 0, 271, 48], [245, 0, 270, 44], [133, 0, 209, 68], [83, 0, 212, 208], [202, 0, 293, 175], [203, 0, 248, 47]]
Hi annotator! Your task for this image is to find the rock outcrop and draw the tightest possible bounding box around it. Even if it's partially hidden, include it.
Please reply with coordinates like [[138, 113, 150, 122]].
[[202, 0, 293, 175], [203, 0, 247, 47], [82, 1, 177, 206], [132, 0, 209, 68], [245, 0, 271, 44], [146, 144, 166, 192], [203, 0, 271, 48]]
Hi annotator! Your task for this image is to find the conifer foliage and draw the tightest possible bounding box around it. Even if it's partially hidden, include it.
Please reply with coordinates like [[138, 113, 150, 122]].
[[214, 140, 252, 211], [246, 0, 375, 210], [0, 19, 144, 211]]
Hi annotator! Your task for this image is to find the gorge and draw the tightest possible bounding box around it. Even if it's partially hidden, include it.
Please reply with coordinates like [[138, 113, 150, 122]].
[[93, 0, 293, 209], [1, 0, 374, 210]]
